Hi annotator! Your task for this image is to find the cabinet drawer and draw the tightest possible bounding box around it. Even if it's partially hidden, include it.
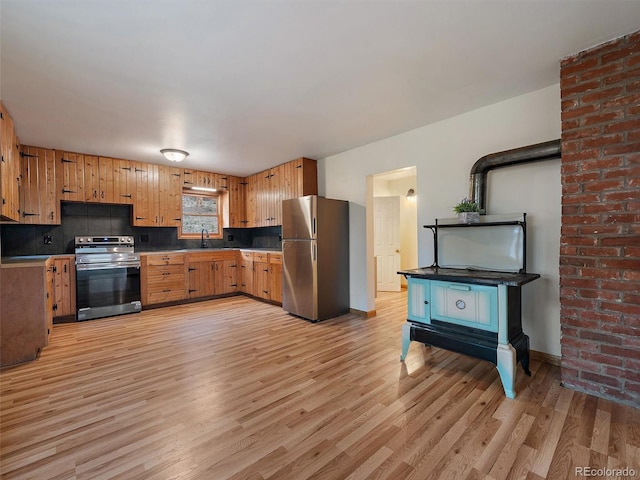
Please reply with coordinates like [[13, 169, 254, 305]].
[[430, 281, 497, 332], [240, 251, 254, 261], [145, 253, 185, 266], [146, 288, 185, 304], [269, 253, 282, 264], [254, 253, 268, 263], [146, 266, 185, 283]]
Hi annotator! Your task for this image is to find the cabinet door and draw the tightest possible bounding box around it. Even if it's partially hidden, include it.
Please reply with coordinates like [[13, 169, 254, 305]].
[[19, 145, 59, 224], [245, 173, 259, 228], [133, 163, 159, 226], [240, 258, 254, 294], [188, 261, 215, 298], [56, 150, 85, 202], [83, 155, 100, 202], [226, 175, 247, 228], [1, 102, 20, 221], [407, 277, 430, 324], [183, 168, 195, 188], [269, 165, 283, 225], [196, 170, 216, 188], [158, 165, 182, 226], [215, 259, 238, 294], [113, 158, 135, 204], [53, 257, 74, 317], [254, 261, 270, 300], [269, 262, 282, 303]]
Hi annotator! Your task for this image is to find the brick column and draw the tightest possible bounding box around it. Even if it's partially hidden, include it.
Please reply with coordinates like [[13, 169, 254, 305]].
[[560, 30, 640, 406]]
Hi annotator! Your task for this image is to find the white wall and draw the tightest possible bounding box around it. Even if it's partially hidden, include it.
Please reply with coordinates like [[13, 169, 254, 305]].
[[319, 84, 561, 356]]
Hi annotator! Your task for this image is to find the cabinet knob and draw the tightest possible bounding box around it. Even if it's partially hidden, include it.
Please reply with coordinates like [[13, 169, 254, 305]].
[[424, 300, 429, 304]]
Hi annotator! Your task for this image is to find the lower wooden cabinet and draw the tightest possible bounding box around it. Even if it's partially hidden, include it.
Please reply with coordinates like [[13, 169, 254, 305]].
[[186, 250, 238, 299], [140, 253, 187, 306], [0, 261, 52, 367], [250, 251, 282, 304], [238, 251, 254, 294], [51, 256, 76, 320], [141, 249, 280, 308]]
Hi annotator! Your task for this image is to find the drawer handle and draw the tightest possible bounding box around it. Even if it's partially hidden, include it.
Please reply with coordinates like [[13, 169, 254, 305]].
[[455, 299, 466, 310], [424, 300, 429, 305], [449, 285, 470, 291]]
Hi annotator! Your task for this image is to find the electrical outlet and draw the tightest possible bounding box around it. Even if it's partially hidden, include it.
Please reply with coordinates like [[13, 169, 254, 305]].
[[227, 234, 234, 242], [43, 234, 52, 245]]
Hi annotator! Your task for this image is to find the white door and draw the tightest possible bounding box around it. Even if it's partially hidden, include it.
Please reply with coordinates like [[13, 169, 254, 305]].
[[374, 196, 401, 291]]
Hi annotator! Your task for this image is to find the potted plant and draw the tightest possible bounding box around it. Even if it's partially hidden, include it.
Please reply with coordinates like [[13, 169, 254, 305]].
[[453, 198, 483, 223]]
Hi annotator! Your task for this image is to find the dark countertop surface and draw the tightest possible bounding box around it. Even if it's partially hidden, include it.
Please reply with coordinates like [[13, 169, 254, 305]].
[[398, 267, 540, 286]]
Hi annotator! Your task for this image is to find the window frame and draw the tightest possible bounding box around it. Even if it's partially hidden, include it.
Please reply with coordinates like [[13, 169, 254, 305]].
[[178, 191, 223, 239]]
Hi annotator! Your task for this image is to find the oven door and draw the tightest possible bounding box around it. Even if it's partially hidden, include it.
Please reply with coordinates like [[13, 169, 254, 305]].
[[76, 263, 141, 320]]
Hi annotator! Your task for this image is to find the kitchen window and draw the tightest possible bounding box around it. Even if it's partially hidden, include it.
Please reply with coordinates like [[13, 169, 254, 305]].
[[179, 192, 222, 239]]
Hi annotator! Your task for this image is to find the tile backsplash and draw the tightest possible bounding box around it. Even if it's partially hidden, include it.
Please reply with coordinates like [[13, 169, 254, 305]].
[[0, 203, 281, 256]]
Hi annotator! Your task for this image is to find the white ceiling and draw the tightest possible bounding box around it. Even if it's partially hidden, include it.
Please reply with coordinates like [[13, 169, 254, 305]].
[[2, 1, 640, 177]]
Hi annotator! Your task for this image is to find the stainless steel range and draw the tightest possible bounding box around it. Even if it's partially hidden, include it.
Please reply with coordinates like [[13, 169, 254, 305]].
[[75, 236, 141, 321]]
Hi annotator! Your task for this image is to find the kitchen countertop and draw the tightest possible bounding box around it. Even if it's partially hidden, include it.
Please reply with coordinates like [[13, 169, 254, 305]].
[[1, 248, 282, 266], [1, 254, 75, 268]]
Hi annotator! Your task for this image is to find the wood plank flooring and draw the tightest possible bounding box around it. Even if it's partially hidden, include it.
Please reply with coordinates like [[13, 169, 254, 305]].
[[1, 292, 639, 479]]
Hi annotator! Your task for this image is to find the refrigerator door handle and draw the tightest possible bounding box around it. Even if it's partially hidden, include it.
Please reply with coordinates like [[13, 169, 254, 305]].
[[313, 243, 317, 261], [313, 217, 316, 236]]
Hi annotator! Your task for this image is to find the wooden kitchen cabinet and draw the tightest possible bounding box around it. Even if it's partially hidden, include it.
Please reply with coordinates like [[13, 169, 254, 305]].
[[83, 154, 101, 202], [52, 256, 76, 320], [0, 261, 52, 366], [225, 175, 248, 227], [187, 250, 238, 298], [215, 259, 238, 294], [1, 101, 21, 221], [238, 251, 254, 294], [19, 145, 60, 224], [94, 157, 135, 204], [56, 150, 86, 202], [253, 253, 270, 300], [282, 157, 318, 199], [134, 163, 182, 227], [158, 165, 183, 227], [251, 252, 282, 303], [133, 162, 159, 226], [269, 253, 283, 304], [241, 158, 317, 228], [140, 253, 187, 306], [187, 260, 215, 299]]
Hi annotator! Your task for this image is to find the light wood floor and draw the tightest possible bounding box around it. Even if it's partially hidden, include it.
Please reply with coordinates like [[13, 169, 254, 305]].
[[1, 292, 639, 480]]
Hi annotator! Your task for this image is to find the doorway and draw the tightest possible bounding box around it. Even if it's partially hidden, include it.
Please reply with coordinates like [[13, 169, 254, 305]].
[[372, 167, 418, 295]]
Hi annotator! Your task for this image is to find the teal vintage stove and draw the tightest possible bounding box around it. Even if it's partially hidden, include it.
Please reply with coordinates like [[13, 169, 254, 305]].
[[398, 213, 540, 399]]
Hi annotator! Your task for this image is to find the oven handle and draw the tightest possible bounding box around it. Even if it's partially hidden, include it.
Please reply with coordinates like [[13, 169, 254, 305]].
[[76, 263, 141, 271]]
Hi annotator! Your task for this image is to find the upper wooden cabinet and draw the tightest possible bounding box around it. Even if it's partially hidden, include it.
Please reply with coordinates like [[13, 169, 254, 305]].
[[242, 158, 317, 228], [56, 150, 86, 202], [1, 102, 20, 221], [97, 157, 135, 204], [133, 163, 182, 227], [158, 165, 182, 227], [283, 157, 318, 199], [19, 145, 59, 224], [225, 175, 248, 227]]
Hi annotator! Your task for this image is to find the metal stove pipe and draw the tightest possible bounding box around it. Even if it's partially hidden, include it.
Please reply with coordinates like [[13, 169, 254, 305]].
[[469, 139, 561, 212]]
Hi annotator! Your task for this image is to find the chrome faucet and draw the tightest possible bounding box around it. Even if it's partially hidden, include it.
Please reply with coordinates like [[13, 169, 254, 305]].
[[201, 229, 209, 248]]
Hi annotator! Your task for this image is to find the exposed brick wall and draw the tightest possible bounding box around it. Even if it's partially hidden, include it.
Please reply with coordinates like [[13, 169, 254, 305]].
[[560, 30, 640, 407]]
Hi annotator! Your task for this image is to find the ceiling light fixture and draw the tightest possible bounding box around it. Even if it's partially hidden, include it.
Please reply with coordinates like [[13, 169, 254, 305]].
[[160, 148, 189, 162]]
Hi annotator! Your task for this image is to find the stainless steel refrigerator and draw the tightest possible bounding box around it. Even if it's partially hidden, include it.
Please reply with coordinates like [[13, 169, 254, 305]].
[[282, 195, 349, 322]]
